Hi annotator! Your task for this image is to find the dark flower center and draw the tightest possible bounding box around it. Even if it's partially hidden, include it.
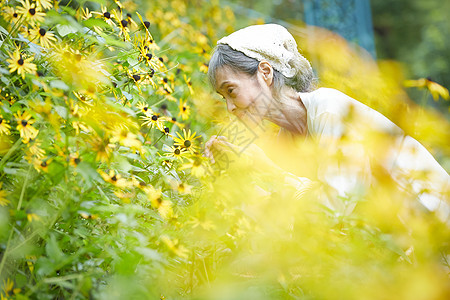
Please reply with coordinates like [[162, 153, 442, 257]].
[[21, 119, 28, 126], [18, 58, 24, 65], [163, 77, 168, 83], [151, 115, 158, 121], [132, 74, 141, 81], [184, 140, 191, 148], [158, 57, 164, 62], [13, 13, 18, 18], [41, 161, 47, 167], [127, 13, 132, 18], [37, 71, 44, 77], [103, 11, 111, 19], [144, 21, 150, 29], [164, 127, 170, 133], [145, 53, 152, 60], [121, 19, 128, 27], [149, 68, 155, 77], [171, 117, 176, 122], [39, 28, 46, 36], [74, 158, 81, 165], [29, 8, 36, 15], [174, 148, 181, 155], [111, 175, 117, 181], [139, 181, 146, 187], [160, 104, 167, 110], [182, 106, 187, 111], [143, 107, 148, 111]]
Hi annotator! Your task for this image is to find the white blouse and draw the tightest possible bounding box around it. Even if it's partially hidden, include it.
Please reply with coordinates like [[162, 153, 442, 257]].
[[298, 87, 450, 222]]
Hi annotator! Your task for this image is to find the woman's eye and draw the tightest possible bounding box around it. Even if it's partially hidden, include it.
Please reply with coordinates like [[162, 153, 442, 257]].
[[227, 88, 234, 95]]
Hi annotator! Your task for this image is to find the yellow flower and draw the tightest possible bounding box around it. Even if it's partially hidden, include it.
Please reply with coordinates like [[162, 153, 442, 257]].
[[17, 0, 45, 24], [14, 111, 39, 143], [404, 78, 449, 101], [199, 62, 209, 73], [35, 0, 53, 10], [6, 49, 37, 79], [163, 145, 188, 161], [0, 183, 9, 207], [183, 74, 194, 95], [2, 6, 20, 23], [69, 152, 81, 167], [110, 127, 142, 149], [94, 6, 116, 27], [161, 235, 188, 258], [27, 211, 40, 222], [178, 99, 191, 120], [141, 112, 167, 131], [29, 26, 56, 48], [99, 170, 129, 188], [179, 156, 209, 178], [89, 136, 113, 163], [25, 139, 45, 160], [32, 158, 51, 172], [173, 128, 200, 154], [1, 278, 21, 298], [0, 115, 11, 135]]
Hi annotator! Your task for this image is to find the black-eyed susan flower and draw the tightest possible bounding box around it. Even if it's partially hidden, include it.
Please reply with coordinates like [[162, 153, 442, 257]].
[[25, 139, 45, 161], [164, 145, 188, 161], [35, 0, 52, 10], [141, 112, 167, 131], [126, 12, 138, 31], [199, 62, 209, 73], [17, 0, 45, 24], [173, 129, 200, 154], [143, 185, 172, 218], [2, 6, 20, 23], [0, 115, 11, 135], [183, 74, 194, 95], [6, 49, 37, 79], [32, 158, 51, 172], [93, 6, 116, 27], [14, 111, 39, 143], [69, 152, 81, 167], [79, 211, 98, 220], [29, 26, 56, 48], [0, 183, 9, 207], [404, 78, 449, 101], [178, 99, 191, 120], [136, 101, 152, 116], [1, 278, 21, 298], [89, 136, 113, 163], [99, 170, 129, 188]]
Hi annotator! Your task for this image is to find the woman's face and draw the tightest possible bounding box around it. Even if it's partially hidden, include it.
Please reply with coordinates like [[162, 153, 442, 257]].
[[215, 66, 273, 125]]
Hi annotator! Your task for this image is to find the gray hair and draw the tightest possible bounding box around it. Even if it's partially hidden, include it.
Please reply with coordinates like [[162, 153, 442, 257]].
[[208, 44, 315, 97]]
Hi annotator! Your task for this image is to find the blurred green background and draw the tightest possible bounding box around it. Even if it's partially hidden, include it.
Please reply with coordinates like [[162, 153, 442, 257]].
[[225, 0, 450, 113]]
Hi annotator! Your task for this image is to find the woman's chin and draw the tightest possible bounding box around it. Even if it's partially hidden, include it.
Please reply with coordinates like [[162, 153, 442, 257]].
[[236, 111, 263, 129]]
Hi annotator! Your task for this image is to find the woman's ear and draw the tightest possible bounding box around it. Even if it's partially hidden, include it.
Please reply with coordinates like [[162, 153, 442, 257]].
[[258, 61, 273, 86]]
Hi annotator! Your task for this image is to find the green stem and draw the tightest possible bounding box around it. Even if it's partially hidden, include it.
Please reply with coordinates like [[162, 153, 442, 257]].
[[152, 133, 165, 146], [16, 164, 32, 211], [0, 138, 22, 173]]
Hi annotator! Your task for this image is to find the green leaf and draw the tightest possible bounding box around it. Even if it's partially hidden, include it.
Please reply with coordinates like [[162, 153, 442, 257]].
[[46, 234, 64, 263], [50, 80, 70, 91], [56, 24, 79, 36]]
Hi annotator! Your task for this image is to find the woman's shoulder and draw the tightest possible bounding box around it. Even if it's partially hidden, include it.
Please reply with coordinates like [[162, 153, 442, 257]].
[[301, 87, 402, 135]]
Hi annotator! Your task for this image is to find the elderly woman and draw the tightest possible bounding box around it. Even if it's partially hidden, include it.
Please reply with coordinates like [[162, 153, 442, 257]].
[[205, 24, 450, 221]]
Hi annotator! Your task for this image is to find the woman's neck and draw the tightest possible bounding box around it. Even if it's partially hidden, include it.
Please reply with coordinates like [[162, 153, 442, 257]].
[[265, 88, 308, 136]]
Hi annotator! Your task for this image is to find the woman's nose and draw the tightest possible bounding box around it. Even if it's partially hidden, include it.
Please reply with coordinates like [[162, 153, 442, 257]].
[[226, 99, 237, 113]]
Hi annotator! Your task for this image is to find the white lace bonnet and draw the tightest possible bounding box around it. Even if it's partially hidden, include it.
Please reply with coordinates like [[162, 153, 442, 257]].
[[217, 23, 312, 78]]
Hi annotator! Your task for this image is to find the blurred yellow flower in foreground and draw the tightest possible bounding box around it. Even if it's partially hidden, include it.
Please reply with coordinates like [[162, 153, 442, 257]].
[[161, 235, 188, 259], [0, 183, 9, 207], [404, 78, 449, 101]]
